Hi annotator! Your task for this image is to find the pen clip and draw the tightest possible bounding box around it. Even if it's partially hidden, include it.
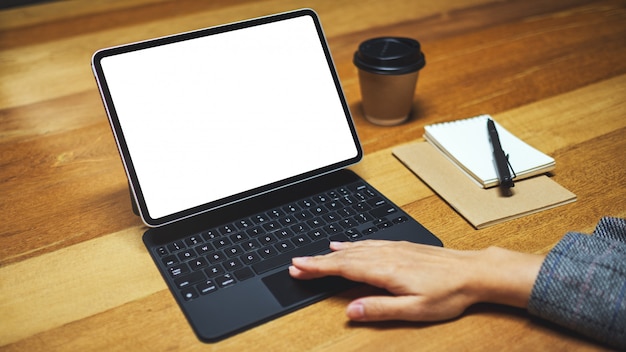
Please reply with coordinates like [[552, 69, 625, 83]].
[[505, 153, 516, 180]]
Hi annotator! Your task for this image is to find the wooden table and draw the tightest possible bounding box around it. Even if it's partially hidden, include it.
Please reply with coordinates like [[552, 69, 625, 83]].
[[1, 0, 625, 350]]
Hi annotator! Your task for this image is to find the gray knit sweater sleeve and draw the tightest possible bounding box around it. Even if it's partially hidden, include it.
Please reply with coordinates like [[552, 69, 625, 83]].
[[528, 217, 626, 349]]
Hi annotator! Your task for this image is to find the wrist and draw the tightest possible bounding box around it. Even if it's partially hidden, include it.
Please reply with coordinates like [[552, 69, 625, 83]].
[[467, 246, 544, 308]]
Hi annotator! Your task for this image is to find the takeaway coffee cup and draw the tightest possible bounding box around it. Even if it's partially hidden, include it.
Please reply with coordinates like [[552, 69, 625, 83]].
[[353, 37, 426, 126]]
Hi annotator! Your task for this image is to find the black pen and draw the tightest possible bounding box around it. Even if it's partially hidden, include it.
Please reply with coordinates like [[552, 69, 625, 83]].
[[487, 118, 515, 189]]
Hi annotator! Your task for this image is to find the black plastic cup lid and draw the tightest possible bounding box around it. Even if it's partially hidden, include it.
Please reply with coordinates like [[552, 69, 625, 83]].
[[353, 37, 426, 75]]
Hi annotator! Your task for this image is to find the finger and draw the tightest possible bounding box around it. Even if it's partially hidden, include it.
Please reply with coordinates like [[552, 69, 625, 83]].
[[288, 264, 326, 280], [330, 239, 393, 251], [289, 252, 356, 279], [347, 296, 468, 322], [346, 296, 419, 322], [290, 240, 414, 285], [290, 251, 393, 288]]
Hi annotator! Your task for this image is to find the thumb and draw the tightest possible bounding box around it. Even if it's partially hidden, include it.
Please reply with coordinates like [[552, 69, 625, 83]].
[[346, 296, 422, 322]]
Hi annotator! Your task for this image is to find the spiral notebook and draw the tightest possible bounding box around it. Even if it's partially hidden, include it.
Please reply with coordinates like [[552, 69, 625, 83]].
[[423, 115, 555, 188]]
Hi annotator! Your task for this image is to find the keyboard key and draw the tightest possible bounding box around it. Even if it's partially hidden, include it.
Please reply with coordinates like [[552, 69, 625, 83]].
[[341, 196, 356, 205], [345, 228, 362, 240], [216, 273, 236, 288], [206, 264, 225, 278], [275, 240, 295, 253], [263, 221, 279, 231], [229, 233, 247, 243], [336, 207, 355, 217], [162, 255, 178, 267], [207, 251, 225, 264], [294, 210, 312, 220], [156, 246, 168, 256], [291, 223, 309, 234], [185, 235, 202, 247], [326, 200, 341, 210], [268, 209, 284, 218], [169, 263, 190, 278], [224, 258, 243, 271], [367, 197, 387, 208], [260, 233, 277, 245], [241, 252, 261, 265], [181, 287, 198, 301], [284, 204, 299, 213], [189, 257, 208, 270], [339, 218, 358, 228], [372, 218, 385, 225], [247, 227, 262, 237], [315, 194, 329, 203], [279, 216, 295, 226], [237, 218, 253, 229], [354, 192, 368, 201], [220, 224, 236, 234], [307, 218, 326, 228], [370, 205, 398, 218], [212, 238, 231, 249], [197, 280, 218, 295], [195, 243, 213, 255], [354, 202, 371, 212], [323, 212, 339, 222], [234, 267, 254, 281], [337, 187, 350, 196], [224, 245, 243, 257], [174, 271, 206, 289], [311, 205, 327, 215], [299, 199, 314, 208], [241, 239, 260, 251], [292, 235, 311, 247], [275, 229, 293, 239], [253, 214, 268, 223], [352, 183, 368, 192], [363, 226, 378, 235], [324, 224, 340, 233], [354, 213, 373, 224], [376, 220, 393, 229], [177, 249, 196, 261], [364, 187, 377, 198], [203, 230, 219, 241], [168, 241, 185, 252], [392, 216, 408, 224], [307, 229, 326, 241], [258, 246, 278, 259]]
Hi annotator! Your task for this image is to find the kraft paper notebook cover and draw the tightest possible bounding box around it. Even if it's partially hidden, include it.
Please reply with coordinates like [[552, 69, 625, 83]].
[[424, 115, 556, 188], [393, 142, 576, 229]]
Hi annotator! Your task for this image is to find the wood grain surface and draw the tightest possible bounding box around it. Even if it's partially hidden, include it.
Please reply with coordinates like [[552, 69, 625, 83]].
[[1, 0, 625, 350]]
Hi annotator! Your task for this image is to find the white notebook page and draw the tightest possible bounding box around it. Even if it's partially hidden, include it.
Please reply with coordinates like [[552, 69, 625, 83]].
[[424, 114, 555, 188]]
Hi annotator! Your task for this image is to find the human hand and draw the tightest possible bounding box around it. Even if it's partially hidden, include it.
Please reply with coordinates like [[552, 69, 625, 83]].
[[289, 240, 543, 322]]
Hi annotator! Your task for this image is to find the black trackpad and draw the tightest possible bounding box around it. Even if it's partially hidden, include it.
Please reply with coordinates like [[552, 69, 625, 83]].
[[262, 270, 356, 307]]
